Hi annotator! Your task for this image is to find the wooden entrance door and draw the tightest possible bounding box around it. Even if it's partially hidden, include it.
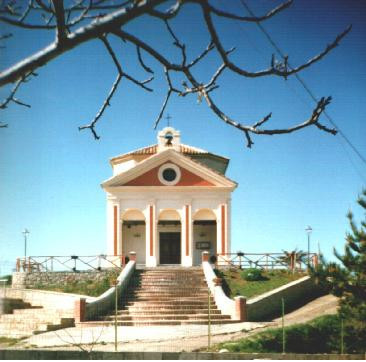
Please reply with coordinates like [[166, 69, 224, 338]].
[[159, 232, 181, 264]]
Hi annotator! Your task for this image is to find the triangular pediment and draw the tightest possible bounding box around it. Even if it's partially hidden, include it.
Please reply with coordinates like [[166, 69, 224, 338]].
[[124, 162, 214, 187], [102, 149, 236, 189]]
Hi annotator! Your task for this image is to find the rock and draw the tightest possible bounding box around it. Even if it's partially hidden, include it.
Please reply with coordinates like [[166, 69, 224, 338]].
[[219, 349, 229, 353]]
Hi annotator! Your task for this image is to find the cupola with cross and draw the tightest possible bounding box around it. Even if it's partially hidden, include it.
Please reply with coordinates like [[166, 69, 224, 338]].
[[101, 127, 237, 267]]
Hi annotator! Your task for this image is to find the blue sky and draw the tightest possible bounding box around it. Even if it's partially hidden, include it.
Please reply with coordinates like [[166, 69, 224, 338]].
[[0, 0, 365, 274]]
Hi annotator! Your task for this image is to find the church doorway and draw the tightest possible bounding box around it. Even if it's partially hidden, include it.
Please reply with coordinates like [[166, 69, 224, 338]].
[[159, 232, 181, 264], [157, 209, 182, 265]]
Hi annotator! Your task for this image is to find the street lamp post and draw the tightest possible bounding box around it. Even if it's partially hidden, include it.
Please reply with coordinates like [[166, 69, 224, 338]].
[[22, 229, 30, 258], [305, 226, 312, 268]]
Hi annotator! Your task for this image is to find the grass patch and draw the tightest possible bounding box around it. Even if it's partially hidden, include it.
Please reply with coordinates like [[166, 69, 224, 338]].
[[32, 269, 120, 297], [215, 268, 305, 299], [0, 336, 26, 346], [216, 314, 364, 354]]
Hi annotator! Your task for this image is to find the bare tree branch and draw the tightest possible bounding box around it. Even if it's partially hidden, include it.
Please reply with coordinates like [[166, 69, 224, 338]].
[[201, 1, 351, 79], [18, 0, 33, 23], [188, 41, 214, 68], [202, 89, 335, 148], [164, 19, 186, 66], [79, 34, 154, 139], [0, 74, 31, 109], [0, 0, 350, 147], [51, 0, 67, 44], [147, 1, 182, 20], [136, 45, 154, 74], [0, 15, 55, 29], [153, 68, 176, 129], [207, 0, 293, 23], [0, 0, 167, 86]]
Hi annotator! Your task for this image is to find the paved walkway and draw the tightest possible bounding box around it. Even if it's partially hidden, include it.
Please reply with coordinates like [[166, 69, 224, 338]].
[[22, 321, 266, 350]]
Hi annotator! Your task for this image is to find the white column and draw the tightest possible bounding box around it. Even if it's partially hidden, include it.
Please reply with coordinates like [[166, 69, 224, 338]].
[[216, 203, 227, 255], [226, 198, 231, 254], [145, 201, 157, 267], [182, 203, 193, 266]]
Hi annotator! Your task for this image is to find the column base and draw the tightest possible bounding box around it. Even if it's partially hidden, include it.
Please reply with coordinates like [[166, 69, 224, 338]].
[[146, 256, 157, 267], [182, 256, 193, 267]]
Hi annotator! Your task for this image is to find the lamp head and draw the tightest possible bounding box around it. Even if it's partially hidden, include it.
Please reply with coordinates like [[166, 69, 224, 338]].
[[305, 226, 312, 234]]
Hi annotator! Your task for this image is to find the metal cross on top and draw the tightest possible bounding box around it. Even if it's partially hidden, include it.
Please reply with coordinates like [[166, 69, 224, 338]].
[[165, 113, 172, 127]]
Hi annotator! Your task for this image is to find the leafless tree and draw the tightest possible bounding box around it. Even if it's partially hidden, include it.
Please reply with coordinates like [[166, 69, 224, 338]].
[[0, 0, 351, 146]]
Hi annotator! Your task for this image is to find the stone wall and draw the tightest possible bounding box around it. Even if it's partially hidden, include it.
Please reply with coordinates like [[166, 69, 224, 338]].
[[0, 288, 93, 318], [247, 276, 325, 321], [12, 268, 119, 290]]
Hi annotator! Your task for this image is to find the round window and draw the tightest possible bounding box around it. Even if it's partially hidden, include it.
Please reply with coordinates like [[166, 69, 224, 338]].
[[162, 168, 177, 182], [158, 163, 181, 185]]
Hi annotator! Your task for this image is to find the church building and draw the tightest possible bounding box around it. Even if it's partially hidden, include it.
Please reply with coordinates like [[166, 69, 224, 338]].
[[101, 127, 237, 267]]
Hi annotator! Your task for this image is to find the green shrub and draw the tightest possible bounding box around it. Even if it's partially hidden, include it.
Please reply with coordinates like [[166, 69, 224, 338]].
[[240, 268, 264, 281], [0, 275, 12, 285], [219, 314, 363, 354]]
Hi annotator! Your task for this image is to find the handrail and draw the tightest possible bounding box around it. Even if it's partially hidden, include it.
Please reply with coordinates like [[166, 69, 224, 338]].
[[15, 254, 127, 273]]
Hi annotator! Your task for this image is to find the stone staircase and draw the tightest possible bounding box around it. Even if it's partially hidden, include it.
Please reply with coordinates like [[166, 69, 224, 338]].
[[0, 298, 75, 338], [88, 267, 234, 326]]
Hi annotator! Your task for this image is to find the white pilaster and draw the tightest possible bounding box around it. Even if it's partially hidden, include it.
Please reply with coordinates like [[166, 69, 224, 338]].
[[106, 197, 121, 256]]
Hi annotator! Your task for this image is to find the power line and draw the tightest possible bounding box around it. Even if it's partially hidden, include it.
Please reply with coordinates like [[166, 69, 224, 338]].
[[239, 0, 366, 167]]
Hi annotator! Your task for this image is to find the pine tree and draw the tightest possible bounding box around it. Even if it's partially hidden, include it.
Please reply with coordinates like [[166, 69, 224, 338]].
[[312, 190, 366, 353]]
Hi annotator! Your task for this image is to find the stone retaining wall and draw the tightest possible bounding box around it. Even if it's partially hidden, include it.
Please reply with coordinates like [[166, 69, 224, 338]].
[[12, 269, 119, 289], [0, 350, 363, 360], [247, 276, 324, 321]]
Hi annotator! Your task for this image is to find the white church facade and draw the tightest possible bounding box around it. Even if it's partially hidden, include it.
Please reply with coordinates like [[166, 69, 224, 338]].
[[101, 127, 237, 267]]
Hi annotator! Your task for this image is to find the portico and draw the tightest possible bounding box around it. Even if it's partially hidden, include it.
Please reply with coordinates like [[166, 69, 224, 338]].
[[102, 127, 236, 267]]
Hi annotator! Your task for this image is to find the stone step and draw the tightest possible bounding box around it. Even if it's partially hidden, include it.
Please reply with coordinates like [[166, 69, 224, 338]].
[[131, 275, 204, 279], [136, 271, 204, 274], [0, 321, 56, 331], [128, 282, 207, 287], [124, 298, 212, 303], [122, 299, 214, 305], [138, 273, 204, 276], [120, 308, 220, 315], [103, 314, 230, 321], [131, 278, 205, 283], [125, 292, 211, 297], [12, 308, 64, 316], [126, 285, 208, 289], [125, 300, 214, 306], [78, 319, 236, 327], [0, 314, 74, 325]]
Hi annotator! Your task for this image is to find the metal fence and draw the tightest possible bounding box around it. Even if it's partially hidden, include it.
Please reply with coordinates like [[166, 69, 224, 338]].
[[215, 252, 318, 271], [15, 255, 127, 273]]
